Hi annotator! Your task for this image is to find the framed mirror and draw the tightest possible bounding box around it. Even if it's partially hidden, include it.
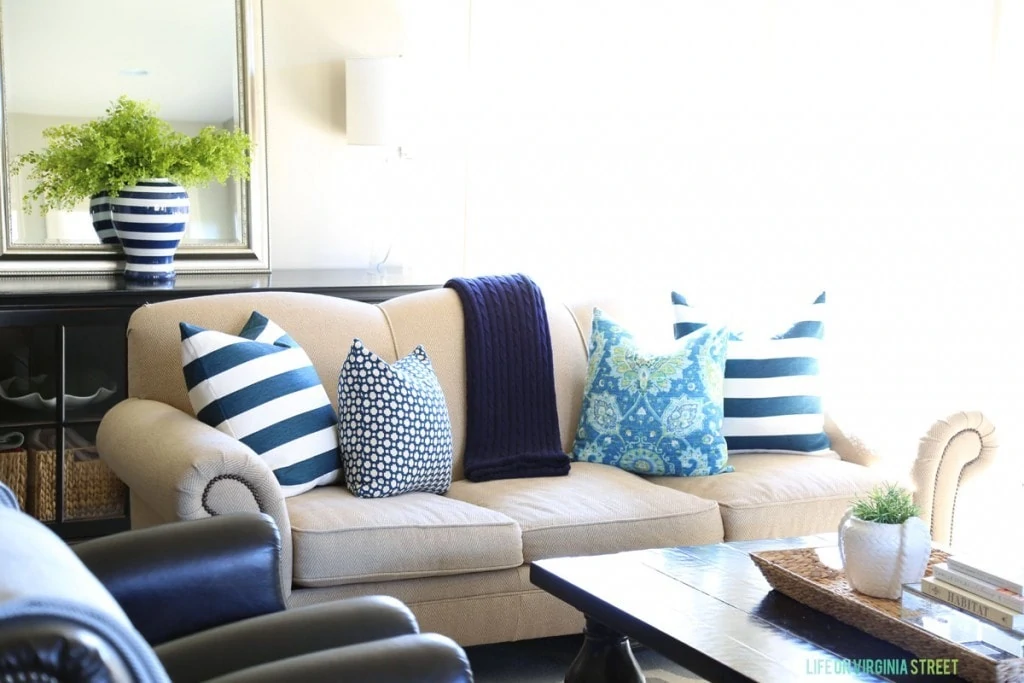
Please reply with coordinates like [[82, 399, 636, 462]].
[[0, 0, 270, 276]]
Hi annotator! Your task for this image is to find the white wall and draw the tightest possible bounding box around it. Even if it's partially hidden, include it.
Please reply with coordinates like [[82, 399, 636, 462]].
[[260, 1, 1024, 482], [462, 1, 1024, 467], [262, 0, 468, 280]]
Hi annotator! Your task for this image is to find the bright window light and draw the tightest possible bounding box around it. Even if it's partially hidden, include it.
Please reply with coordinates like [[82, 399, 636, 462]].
[[462, 1, 1024, 547]]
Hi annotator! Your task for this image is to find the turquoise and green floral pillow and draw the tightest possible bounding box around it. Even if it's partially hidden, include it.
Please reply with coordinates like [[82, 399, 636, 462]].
[[571, 309, 733, 477]]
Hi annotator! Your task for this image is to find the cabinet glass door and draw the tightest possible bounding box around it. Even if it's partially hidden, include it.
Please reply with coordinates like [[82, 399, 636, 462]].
[[0, 325, 57, 511], [0, 320, 129, 536], [0, 325, 58, 427], [65, 325, 124, 424]]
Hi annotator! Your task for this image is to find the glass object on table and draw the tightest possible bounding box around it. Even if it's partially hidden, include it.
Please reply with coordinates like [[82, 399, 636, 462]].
[[902, 583, 1024, 659]]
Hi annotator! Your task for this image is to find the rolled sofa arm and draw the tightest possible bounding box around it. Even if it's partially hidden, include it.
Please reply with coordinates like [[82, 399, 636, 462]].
[[911, 411, 999, 548], [96, 398, 294, 594]]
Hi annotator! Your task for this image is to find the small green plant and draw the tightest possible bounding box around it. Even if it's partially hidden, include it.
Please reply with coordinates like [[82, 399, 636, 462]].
[[850, 482, 920, 524], [11, 96, 252, 214]]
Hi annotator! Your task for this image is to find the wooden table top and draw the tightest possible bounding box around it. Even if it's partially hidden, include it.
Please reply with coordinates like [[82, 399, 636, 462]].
[[531, 535, 968, 683]]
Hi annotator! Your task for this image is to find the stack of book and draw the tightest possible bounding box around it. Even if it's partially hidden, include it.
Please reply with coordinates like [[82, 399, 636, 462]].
[[918, 556, 1024, 633]]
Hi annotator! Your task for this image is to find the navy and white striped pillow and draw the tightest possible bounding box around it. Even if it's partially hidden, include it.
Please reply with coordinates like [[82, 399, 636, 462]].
[[180, 312, 341, 497], [671, 292, 830, 454]]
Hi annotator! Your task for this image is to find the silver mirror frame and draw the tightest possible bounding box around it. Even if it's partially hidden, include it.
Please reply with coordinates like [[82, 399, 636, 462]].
[[0, 0, 270, 276]]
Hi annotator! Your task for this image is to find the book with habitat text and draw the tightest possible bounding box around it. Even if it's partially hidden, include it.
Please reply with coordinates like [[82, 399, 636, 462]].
[[947, 556, 1024, 596], [920, 576, 1024, 632], [902, 585, 1024, 659], [932, 563, 1024, 613]]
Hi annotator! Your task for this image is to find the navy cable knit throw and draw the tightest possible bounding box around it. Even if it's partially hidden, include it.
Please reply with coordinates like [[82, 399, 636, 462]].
[[445, 274, 571, 482]]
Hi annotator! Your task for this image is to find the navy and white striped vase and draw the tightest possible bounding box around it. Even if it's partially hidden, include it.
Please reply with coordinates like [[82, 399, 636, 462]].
[[88, 192, 119, 245], [109, 179, 190, 281]]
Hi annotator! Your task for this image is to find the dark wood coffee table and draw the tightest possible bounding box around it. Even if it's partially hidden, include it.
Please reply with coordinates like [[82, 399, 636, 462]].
[[531, 535, 968, 683]]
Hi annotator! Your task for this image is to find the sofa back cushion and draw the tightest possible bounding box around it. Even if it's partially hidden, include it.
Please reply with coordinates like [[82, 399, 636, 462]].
[[128, 292, 396, 419], [379, 288, 590, 481], [128, 288, 599, 484]]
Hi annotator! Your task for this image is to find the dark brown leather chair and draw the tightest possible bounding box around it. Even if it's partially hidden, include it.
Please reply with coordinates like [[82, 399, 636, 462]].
[[0, 482, 473, 683]]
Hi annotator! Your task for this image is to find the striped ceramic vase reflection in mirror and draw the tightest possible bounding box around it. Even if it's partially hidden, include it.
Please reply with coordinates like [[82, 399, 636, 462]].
[[109, 179, 190, 281], [88, 191, 119, 245]]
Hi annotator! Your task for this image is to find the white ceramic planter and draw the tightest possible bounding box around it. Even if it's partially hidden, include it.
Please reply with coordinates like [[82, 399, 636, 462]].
[[109, 179, 190, 281], [838, 511, 931, 599]]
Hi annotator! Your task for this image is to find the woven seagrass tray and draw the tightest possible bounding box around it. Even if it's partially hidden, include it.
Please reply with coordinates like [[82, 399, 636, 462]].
[[751, 548, 1024, 683]]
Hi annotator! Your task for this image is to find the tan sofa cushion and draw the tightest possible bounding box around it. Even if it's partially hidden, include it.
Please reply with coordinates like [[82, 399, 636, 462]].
[[648, 453, 887, 540], [446, 462, 723, 562], [287, 487, 523, 587]]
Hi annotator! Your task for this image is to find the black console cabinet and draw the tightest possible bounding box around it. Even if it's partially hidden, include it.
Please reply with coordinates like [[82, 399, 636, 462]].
[[0, 269, 439, 538]]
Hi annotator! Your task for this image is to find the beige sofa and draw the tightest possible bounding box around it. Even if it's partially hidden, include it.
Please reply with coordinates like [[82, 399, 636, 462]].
[[97, 288, 999, 647]]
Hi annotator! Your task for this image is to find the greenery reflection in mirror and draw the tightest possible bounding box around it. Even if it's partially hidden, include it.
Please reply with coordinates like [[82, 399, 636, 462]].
[[13, 97, 253, 281], [0, 0, 270, 276]]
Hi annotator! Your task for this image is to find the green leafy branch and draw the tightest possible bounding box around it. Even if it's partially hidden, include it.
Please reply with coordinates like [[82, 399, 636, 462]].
[[11, 96, 253, 214]]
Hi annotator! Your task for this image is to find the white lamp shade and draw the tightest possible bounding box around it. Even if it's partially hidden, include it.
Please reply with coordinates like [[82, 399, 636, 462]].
[[345, 57, 407, 146]]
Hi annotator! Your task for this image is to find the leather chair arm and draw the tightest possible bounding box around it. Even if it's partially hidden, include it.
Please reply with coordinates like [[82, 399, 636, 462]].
[[155, 596, 419, 683], [0, 618, 143, 683], [74, 513, 285, 647], [205, 633, 473, 683]]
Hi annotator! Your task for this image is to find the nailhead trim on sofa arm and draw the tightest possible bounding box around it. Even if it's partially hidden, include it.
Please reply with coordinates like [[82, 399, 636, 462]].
[[911, 411, 999, 548]]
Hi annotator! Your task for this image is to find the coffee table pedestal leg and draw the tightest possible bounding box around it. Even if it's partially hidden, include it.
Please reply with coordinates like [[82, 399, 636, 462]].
[[565, 615, 646, 683]]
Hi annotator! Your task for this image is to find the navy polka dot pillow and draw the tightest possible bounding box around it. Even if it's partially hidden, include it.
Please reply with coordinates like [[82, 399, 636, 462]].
[[337, 339, 453, 498]]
